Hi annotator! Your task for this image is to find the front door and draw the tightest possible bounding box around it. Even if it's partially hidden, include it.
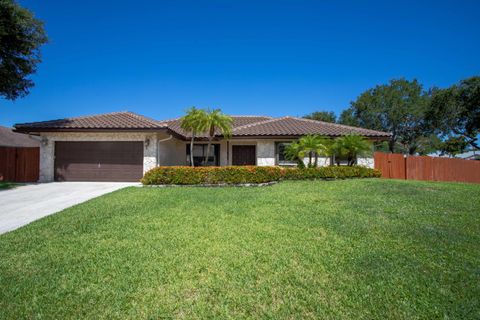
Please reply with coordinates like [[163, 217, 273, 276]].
[[232, 145, 256, 166]]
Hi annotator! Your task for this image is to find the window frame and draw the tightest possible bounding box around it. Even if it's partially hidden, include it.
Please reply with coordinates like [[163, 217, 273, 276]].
[[186, 143, 220, 166]]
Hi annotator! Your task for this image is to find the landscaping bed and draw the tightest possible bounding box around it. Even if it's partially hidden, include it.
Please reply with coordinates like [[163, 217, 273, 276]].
[[141, 165, 381, 185]]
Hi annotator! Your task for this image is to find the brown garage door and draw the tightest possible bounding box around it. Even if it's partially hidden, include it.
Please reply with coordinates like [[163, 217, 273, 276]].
[[232, 145, 256, 165], [54, 141, 143, 182]]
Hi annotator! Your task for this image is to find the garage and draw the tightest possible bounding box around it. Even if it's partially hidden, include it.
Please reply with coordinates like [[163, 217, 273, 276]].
[[54, 141, 143, 182]]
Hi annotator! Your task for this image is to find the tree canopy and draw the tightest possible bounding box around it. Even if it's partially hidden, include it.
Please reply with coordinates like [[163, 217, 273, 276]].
[[303, 111, 337, 123], [426, 76, 480, 149], [339, 78, 432, 154], [0, 0, 48, 100]]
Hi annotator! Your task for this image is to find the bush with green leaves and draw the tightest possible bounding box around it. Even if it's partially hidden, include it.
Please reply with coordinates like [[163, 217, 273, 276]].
[[141, 166, 381, 185]]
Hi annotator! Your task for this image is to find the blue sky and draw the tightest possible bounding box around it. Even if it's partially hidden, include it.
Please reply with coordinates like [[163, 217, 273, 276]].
[[1, 0, 479, 126]]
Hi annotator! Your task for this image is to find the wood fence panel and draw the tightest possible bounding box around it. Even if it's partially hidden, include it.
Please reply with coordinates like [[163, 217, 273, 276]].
[[406, 156, 434, 181], [0, 147, 17, 181], [375, 152, 480, 184], [0, 147, 39, 182], [15, 147, 40, 182], [374, 152, 406, 179]]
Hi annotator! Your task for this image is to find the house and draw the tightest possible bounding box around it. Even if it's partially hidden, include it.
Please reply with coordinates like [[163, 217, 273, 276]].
[[0, 126, 40, 147], [14, 111, 390, 182]]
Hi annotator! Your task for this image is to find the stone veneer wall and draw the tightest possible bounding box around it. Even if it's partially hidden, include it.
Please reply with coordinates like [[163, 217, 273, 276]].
[[38, 132, 157, 182]]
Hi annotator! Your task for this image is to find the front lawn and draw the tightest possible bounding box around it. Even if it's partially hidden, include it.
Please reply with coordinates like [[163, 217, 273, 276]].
[[0, 179, 479, 319], [0, 181, 19, 190]]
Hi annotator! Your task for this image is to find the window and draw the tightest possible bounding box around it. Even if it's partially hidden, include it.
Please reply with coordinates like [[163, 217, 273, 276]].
[[275, 142, 297, 166], [186, 144, 220, 166]]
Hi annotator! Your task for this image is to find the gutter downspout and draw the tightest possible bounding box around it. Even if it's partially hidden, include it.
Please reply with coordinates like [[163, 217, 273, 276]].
[[156, 134, 173, 166]]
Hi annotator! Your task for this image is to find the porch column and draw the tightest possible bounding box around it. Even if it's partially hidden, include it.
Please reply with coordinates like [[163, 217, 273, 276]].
[[257, 141, 275, 166]]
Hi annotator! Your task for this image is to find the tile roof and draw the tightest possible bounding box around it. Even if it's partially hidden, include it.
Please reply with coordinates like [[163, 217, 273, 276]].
[[0, 126, 40, 147], [15, 112, 166, 131], [14, 112, 391, 138], [231, 116, 391, 137], [164, 116, 273, 138]]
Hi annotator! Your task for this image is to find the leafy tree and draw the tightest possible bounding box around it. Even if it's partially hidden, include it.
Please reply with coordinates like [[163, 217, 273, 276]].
[[340, 78, 432, 154], [440, 136, 469, 157], [284, 141, 306, 168], [331, 134, 372, 166], [180, 107, 208, 167], [427, 76, 480, 149], [298, 135, 331, 168], [202, 109, 233, 165], [303, 111, 336, 123], [0, 0, 48, 100], [284, 135, 331, 168]]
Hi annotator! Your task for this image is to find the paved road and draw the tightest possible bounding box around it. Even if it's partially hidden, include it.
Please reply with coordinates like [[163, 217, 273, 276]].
[[0, 182, 138, 234]]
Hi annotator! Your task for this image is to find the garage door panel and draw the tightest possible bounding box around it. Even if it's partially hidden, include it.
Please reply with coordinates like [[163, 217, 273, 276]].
[[54, 141, 143, 182]]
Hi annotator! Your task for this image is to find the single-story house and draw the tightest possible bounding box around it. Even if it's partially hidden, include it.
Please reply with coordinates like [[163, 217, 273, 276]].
[[0, 126, 40, 147], [14, 111, 390, 182]]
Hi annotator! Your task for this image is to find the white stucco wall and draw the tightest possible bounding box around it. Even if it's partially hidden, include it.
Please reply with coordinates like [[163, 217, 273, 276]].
[[357, 157, 375, 168], [302, 156, 330, 167], [257, 141, 275, 166], [38, 132, 157, 182]]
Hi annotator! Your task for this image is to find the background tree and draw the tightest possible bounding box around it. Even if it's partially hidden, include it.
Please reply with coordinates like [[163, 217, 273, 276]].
[[202, 109, 233, 165], [340, 78, 432, 154], [330, 134, 372, 166], [180, 107, 207, 167], [439, 136, 469, 157], [0, 0, 48, 100], [303, 111, 336, 123], [426, 76, 479, 149]]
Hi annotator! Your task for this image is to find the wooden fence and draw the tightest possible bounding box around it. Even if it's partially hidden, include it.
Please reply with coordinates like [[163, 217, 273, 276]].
[[0, 147, 40, 182], [374, 152, 480, 184]]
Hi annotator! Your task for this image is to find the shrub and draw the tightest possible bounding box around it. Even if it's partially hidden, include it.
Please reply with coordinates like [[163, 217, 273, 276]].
[[282, 166, 381, 180], [141, 166, 284, 185], [142, 166, 381, 185]]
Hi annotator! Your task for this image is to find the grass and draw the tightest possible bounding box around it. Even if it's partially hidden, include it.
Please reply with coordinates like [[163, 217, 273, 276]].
[[0, 179, 479, 319], [0, 181, 19, 190]]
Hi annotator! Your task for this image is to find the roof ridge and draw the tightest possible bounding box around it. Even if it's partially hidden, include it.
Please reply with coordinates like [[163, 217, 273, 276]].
[[125, 111, 166, 128], [290, 116, 389, 135], [232, 116, 289, 132]]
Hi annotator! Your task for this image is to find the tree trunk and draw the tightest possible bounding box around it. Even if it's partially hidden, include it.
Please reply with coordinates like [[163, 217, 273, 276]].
[[190, 135, 195, 167], [204, 137, 212, 166], [388, 138, 395, 153], [308, 152, 313, 168], [314, 153, 318, 167]]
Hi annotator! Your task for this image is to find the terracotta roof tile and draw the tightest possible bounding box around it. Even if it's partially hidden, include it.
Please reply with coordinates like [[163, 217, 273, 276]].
[[232, 116, 391, 137], [15, 112, 166, 131], [14, 112, 391, 138]]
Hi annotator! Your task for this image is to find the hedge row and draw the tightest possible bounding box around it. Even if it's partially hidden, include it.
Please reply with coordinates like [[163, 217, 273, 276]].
[[141, 166, 381, 185]]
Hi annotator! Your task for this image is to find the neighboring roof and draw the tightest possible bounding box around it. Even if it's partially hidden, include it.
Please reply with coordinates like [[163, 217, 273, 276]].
[[231, 116, 390, 138], [13, 111, 391, 138], [164, 116, 273, 138], [15, 111, 166, 132], [0, 126, 40, 147]]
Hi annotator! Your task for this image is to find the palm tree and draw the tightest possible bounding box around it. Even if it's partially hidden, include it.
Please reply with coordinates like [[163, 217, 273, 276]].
[[331, 134, 372, 166], [298, 135, 331, 167], [202, 109, 233, 166], [284, 141, 306, 168], [180, 107, 208, 167]]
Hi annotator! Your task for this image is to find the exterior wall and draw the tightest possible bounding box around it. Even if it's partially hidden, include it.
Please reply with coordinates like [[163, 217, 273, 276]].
[[357, 157, 374, 168], [302, 156, 330, 167], [38, 132, 157, 182], [257, 141, 275, 166]]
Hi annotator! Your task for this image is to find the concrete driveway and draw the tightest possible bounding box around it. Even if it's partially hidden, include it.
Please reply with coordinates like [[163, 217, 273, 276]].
[[0, 182, 138, 234]]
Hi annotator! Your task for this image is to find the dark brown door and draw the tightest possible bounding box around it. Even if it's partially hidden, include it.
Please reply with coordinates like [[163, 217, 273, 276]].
[[54, 141, 143, 182], [232, 145, 256, 166]]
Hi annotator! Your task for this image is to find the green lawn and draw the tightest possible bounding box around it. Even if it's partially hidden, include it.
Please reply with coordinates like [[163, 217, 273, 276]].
[[0, 181, 19, 190], [1, 179, 479, 319]]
